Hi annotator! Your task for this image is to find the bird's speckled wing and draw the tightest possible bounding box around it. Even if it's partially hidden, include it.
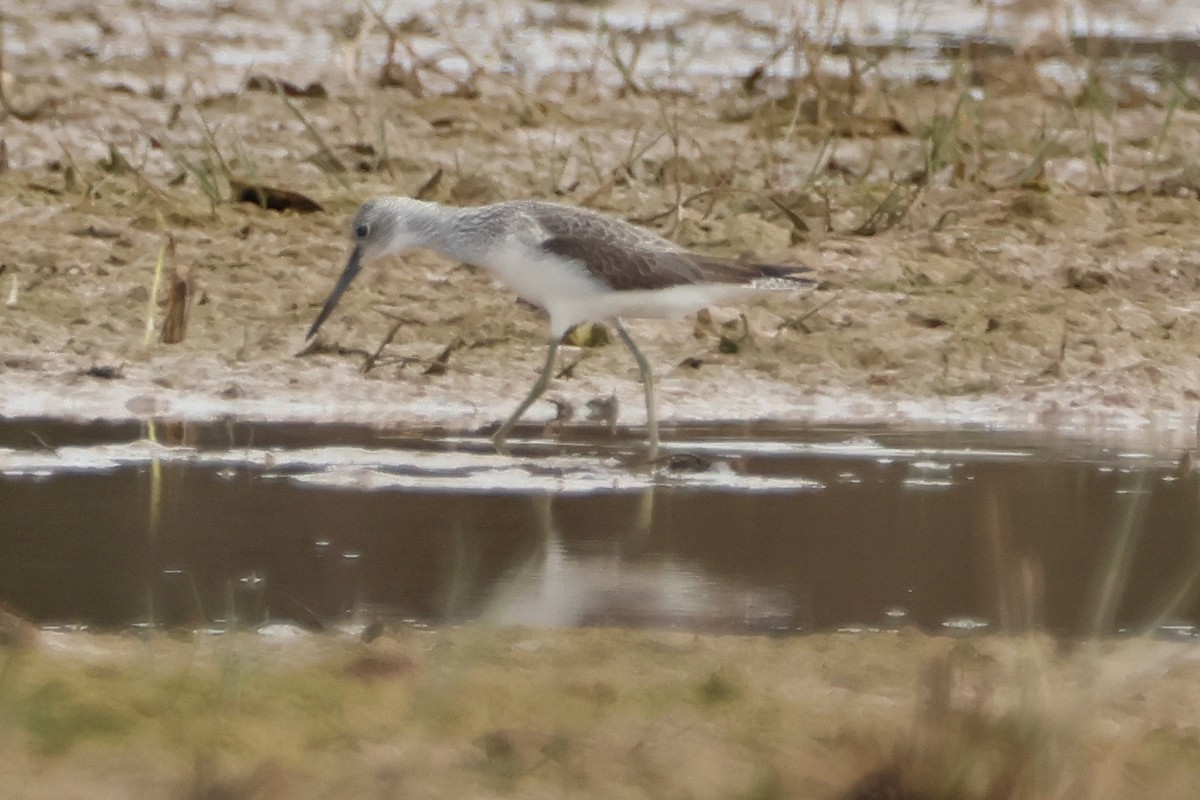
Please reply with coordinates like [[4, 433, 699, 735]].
[[524, 202, 811, 291]]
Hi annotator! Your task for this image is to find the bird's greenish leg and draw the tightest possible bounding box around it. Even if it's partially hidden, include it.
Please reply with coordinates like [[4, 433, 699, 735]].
[[492, 339, 560, 454], [614, 320, 659, 460]]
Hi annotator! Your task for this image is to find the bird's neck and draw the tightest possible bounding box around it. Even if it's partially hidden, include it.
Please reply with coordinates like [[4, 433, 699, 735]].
[[392, 199, 486, 263]]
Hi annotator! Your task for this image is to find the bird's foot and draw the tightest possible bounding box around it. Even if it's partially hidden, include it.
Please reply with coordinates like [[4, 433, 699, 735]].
[[490, 429, 512, 456]]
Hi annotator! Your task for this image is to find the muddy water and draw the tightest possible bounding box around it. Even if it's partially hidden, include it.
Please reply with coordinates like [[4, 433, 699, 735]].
[[1, 418, 1198, 637]]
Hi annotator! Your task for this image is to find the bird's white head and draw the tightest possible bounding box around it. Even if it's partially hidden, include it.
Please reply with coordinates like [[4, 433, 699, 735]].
[[350, 196, 440, 263], [306, 196, 439, 340]]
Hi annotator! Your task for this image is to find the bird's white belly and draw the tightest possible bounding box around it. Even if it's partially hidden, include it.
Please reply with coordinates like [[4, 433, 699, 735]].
[[593, 284, 760, 319], [478, 237, 609, 334], [475, 236, 787, 338]]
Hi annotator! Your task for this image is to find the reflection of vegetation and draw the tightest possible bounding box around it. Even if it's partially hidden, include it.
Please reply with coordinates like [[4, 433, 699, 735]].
[[433, 523, 482, 622]]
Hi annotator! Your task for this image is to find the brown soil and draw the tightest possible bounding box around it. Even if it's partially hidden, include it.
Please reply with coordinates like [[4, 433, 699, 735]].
[[4, 3, 1200, 433]]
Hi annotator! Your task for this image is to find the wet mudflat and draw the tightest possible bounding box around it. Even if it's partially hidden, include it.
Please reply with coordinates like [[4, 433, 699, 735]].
[[3, 417, 1198, 637]]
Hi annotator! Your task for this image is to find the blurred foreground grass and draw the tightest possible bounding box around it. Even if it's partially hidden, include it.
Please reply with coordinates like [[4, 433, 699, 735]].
[[2, 626, 1199, 799]]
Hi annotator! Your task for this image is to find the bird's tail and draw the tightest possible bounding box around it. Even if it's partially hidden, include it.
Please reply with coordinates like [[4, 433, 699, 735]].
[[745, 262, 816, 290]]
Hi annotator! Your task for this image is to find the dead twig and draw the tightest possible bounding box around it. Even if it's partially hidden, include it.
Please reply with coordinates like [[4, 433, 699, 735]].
[[274, 85, 355, 192], [767, 194, 810, 236], [361, 317, 409, 373], [604, 23, 647, 96], [850, 184, 922, 236], [545, 397, 574, 428], [159, 265, 193, 345], [579, 128, 667, 207], [294, 339, 372, 360], [555, 353, 589, 380], [364, 3, 481, 97], [779, 292, 839, 332], [626, 188, 723, 224], [423, 335, 465, 375]]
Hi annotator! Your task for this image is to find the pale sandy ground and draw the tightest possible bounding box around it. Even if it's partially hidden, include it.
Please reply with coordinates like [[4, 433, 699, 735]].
[[4, 0, 1200, 442]]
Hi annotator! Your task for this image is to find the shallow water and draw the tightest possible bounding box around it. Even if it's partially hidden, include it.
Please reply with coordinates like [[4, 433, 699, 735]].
[[1, 418, 1198, 637]]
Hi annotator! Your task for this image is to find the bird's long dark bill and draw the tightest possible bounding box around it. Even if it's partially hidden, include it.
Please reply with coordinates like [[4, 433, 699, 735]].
[[306, 246, 363, 339]]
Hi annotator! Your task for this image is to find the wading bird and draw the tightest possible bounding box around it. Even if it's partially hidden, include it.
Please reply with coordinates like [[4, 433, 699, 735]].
[[306, 197, 812, 458]]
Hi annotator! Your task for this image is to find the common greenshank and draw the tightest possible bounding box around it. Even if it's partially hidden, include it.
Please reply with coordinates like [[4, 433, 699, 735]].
[[306, 197, 813, 458]]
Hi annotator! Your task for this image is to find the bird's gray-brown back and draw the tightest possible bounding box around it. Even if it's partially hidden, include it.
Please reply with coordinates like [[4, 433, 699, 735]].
[[516, 200, 809, 292], [442, 199, 810, 292]]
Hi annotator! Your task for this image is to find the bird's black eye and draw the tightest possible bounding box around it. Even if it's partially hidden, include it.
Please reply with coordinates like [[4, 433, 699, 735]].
[[355, 224, 369, 238]]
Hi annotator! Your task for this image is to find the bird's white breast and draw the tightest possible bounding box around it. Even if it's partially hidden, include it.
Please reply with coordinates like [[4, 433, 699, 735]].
[[477, 236, 608, 333]]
